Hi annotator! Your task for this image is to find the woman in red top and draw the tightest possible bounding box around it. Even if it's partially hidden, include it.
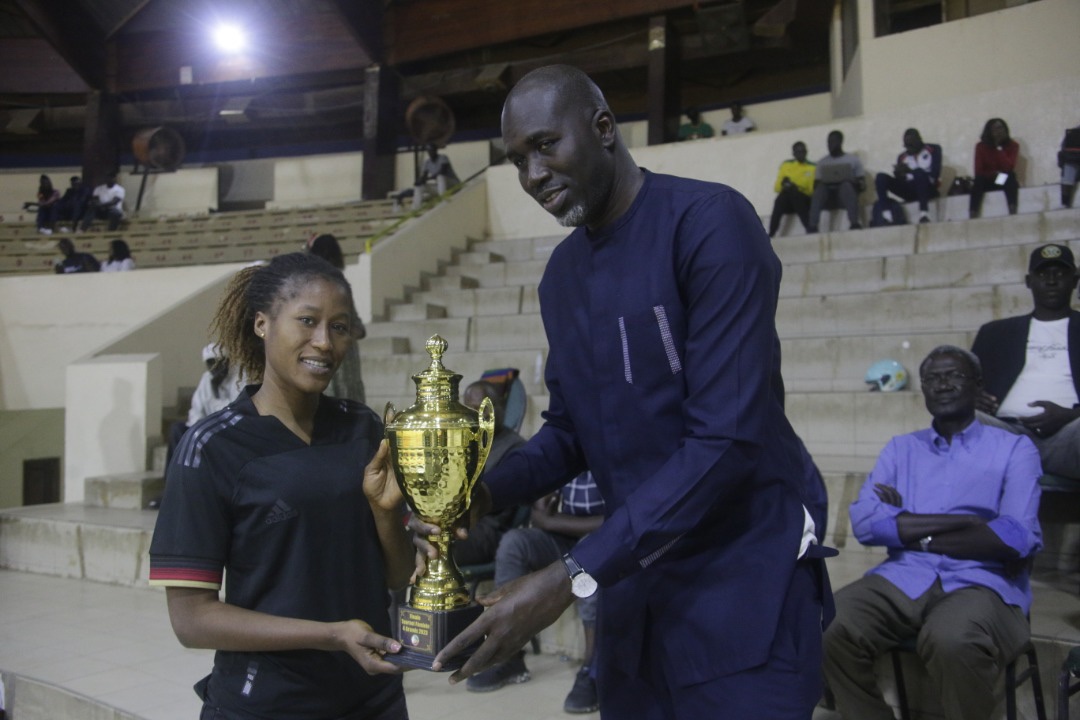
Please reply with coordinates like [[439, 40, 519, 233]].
[[970, 117, 1020, 218]]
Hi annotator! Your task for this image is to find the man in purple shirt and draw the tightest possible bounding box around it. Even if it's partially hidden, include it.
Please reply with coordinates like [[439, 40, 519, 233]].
[[823, 345, 1042, 720]]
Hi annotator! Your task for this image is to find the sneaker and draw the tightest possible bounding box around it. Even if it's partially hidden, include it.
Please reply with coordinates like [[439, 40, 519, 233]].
[[466, 652, 530, 693], [919, 213, 931, 224], [882, 209, 893, 223], [563, 665, 599, 714], [850, 222, 863, 230], [38, 227, 53, 235], [58, 226, 72, 233]]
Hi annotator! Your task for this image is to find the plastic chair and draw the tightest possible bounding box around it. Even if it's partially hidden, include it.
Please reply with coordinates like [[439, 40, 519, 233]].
[[479, 367, 526, 433], [1058, 646, 1080, 720], [890, 634, 1047, 720]]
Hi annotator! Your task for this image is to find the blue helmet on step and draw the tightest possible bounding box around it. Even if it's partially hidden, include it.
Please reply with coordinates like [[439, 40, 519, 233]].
[[865, 359, 908, 392]]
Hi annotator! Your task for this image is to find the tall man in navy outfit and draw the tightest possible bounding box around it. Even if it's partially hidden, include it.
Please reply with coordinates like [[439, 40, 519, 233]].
[[971, 243, 1080, 479], [823, 346, 1042, 720], [433, 64, 833, 719]]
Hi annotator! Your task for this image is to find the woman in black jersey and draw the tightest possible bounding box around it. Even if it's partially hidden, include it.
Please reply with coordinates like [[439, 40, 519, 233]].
[[149, 252, 414, 719]]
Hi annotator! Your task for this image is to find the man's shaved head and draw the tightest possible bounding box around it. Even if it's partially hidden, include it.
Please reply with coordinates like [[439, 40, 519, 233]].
[[503, 65, 608, 129]]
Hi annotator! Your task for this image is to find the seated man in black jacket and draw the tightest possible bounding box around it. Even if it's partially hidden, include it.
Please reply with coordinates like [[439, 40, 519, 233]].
[[971, 244, 1080, 478]]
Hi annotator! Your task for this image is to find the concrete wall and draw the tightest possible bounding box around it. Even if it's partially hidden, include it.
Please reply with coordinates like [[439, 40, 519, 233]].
[[0, 409, 64, 509], [0, 265, 240, 412], [859, 0, 1080, 116], [268, 152, 364, 209], [64, 355, 161, 504]]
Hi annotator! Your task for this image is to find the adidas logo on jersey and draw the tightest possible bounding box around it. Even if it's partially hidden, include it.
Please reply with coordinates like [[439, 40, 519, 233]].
[[265, 499, 299, 524]]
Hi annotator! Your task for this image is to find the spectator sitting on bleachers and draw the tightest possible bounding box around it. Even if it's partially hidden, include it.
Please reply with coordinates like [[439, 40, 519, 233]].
[[971, 243, 1080, 479], [393, 144, 460, 212], [23, 174, 60, 235], [55, 176, 89, 232], [79, 173, 125, 232], [54, 237, 99, 273], [676, 107, 714, 141], [807, 130, 866, 233], [969, 117, 1020, 219], [307, 233, 366, 403], [768, 141, 815, 238], [450, 380, 526, 568], [100, 239, 135, 272], [873, 128, 942, 225], [823, 345, 1042, 720], [465, 470, 604, 715], [1059, 124, 1080, 209], [721, 102, 755, 135]]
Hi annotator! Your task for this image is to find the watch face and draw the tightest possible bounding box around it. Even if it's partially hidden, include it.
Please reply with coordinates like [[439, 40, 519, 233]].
[[572, 572, 598, 598]]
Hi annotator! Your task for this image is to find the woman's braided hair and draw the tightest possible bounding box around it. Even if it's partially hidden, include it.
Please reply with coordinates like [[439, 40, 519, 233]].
[[208, 252, 356, 383]]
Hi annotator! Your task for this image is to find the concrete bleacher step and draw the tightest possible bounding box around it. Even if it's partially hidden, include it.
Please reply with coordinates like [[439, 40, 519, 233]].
[[441, 259, 549, 289], [770, 207, 1080, 266], [765, 184, 1068, 239], [469, 235, 562, 262], [361, 336, 410, 355], [0, 197, 404, 274], [388, 302, 448, 322], [0, 504, 155, 587], [781, 331, 973, 392], [423, 274, 480, 292], [84, 471, 164, 511], [362, 348, 547, 398], [787, 390, 927, 463], [406, 286, 528, 319], [454, 250, 504, 266], [777, 283, 1030, 338], [780, 239, 1078, 299], [364, 317, 471, 355]]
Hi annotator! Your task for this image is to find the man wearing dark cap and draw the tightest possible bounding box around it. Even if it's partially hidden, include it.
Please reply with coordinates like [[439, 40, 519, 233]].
[[971, 243, 1080, 478]]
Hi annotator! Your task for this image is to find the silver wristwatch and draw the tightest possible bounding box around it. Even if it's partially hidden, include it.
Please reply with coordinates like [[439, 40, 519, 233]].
[[562, 553, 598, 598], [919, 535, 933, 553]]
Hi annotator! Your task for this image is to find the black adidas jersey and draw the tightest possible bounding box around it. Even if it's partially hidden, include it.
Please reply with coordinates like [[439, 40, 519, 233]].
[[150, 386, 403, 719]]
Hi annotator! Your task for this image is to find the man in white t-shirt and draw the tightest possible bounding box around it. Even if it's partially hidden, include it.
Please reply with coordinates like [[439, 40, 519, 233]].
[[721, 102, 756, 135], [79, 173, 125, 232], [971, 243, 1080, 478]]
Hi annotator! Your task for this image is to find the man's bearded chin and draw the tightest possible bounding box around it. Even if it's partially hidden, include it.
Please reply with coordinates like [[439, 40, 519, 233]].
[[556, 202, 588, 227]]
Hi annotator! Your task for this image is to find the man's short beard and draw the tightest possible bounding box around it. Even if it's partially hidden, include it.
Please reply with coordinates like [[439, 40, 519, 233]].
[[556, 202, 588, 227]]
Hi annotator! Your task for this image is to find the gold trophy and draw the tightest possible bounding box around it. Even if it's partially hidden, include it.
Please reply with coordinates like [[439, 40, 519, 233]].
[[384, 335, 495, 670]]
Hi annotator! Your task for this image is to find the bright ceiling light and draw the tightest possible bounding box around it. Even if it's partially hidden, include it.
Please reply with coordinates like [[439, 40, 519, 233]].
[[213, 23, 247, 53]]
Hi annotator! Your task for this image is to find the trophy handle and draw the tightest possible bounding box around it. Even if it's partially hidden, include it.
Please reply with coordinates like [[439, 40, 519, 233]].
[[383, 402, 398, 426], [470, 396, 496, 496]]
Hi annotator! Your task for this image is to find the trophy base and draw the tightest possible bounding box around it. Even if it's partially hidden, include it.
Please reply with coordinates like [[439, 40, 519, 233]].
[[389, 601, 484, 672]]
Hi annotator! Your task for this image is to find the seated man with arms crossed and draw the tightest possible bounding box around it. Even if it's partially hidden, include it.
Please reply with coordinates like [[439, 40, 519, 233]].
[[971, 243, 1080, 479], [823, 345, 1042, 720]]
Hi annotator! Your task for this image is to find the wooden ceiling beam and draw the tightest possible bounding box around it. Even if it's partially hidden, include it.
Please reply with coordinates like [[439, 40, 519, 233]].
[[104, 0, 155, 40], [330, 0, 384, 62], [111, 12, 371, 93], [0, 38, 89, 94], [11, 0, 108, 89], [385, 0, 698, 65]]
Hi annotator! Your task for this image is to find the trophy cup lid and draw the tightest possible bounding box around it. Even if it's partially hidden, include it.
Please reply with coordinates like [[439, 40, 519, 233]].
[[411, 335, 461, 405]]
